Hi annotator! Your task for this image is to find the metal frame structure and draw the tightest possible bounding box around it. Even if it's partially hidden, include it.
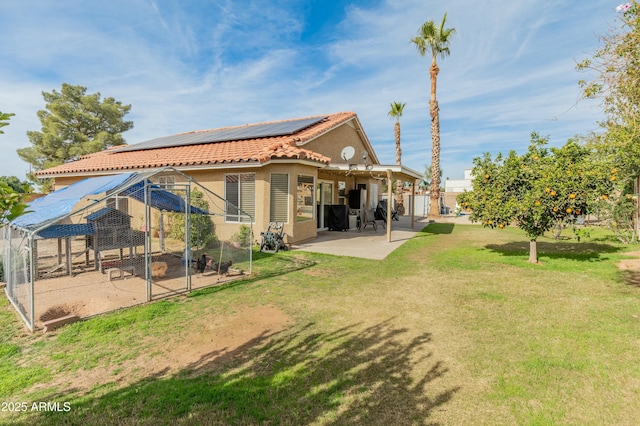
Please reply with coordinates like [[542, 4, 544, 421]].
[[2, 167, 252, 331]]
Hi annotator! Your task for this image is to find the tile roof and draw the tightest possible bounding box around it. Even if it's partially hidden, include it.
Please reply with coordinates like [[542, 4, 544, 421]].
[[36, 112, 357, 177]]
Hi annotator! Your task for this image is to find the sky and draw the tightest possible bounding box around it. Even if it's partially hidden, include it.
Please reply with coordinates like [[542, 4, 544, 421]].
[[0, 0, 624, 183]]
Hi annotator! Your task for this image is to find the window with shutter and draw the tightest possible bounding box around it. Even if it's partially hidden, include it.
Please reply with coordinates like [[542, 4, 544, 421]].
[[270, 173, 289, 223], [225, 173, 255, 222]]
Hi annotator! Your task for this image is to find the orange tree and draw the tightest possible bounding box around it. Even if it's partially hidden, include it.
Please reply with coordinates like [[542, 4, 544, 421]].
[[457, 132, 616, 263]]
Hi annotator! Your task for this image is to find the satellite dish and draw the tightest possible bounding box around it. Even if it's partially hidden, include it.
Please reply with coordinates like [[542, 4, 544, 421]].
[[341, 146, 355, 162]]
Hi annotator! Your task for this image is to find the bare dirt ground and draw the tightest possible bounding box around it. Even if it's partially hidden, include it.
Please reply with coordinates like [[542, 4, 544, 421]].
[[32, 253, 245, 329], [616, 250, 640, 270], [31, 304, 291, 395]]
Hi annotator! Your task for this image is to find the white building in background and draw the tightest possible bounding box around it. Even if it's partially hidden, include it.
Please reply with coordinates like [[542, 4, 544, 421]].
[[441, 168, 473, 214], [444, 168, 473, 193]]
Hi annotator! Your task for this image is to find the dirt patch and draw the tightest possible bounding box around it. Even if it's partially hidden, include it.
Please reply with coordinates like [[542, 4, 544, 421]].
[[39, 303, 91, 322], [616, 251, 640, 270], [25, 253, 244, 329], [41, 304, 291, 394]]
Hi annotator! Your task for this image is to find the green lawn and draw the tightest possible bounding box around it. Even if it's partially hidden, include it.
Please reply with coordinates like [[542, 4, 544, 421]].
[[1, 223, 640, 425]]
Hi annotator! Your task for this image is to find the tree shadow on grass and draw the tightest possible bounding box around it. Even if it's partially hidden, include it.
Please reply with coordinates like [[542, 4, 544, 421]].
[[29, 320, 459, 425], [619, 270, 640, 288], [485, 241, 623, 262], [418, 223, 455, 235]]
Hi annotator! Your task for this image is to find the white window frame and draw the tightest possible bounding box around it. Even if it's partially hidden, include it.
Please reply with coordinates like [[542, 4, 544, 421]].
[[225, 173, 255, 223], [270, 173, 290, 223], [296, 175, 315, 222]]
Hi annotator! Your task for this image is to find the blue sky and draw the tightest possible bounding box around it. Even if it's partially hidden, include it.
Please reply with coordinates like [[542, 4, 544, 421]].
[[0, 0, 621, 182]]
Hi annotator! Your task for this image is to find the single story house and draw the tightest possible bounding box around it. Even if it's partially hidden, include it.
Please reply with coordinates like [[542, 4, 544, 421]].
[[35, 112, 422, 244]]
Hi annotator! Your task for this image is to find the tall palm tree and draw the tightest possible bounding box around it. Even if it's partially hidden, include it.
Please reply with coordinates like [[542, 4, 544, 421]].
[[388, 101, 406, 215], [412, 13, 456, 218]]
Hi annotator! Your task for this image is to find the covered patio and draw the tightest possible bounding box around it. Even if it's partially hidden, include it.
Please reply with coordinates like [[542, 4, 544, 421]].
[[292, 215, 432, 260]]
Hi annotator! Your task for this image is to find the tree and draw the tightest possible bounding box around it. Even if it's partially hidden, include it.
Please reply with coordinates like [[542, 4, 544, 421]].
[[576, 2, 640, 239], [412, 13, 456, 219], [0, 114, 30, 225], [0, 182, 30, 225], [0, 176, 31, 194], [457, 133, 616, 263], [388, 101, 406, 215], [0, 111, 15, 135], [17, 83, 133, 191]]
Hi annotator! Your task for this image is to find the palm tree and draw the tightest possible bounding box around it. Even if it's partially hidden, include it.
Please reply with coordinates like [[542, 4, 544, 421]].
[[412, 13, 456, 218], [0, 111, 15, 135], [388, 101, 406, 215]]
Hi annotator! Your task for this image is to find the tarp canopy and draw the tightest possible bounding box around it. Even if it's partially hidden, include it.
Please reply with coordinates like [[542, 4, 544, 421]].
[[12, 173, 135, 229], [11, 171, 208, 231], [120, 180, 207, 216]]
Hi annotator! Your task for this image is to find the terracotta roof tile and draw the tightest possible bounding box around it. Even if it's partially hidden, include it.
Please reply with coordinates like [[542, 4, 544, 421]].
[[36, 112, 354, 176]]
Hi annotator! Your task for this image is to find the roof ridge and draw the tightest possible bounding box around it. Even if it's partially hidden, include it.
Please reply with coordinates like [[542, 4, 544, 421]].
[[171, 111, 354, 137]]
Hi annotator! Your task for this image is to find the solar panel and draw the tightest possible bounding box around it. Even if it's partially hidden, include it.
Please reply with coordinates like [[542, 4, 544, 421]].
[[115, 116, 328, 153]]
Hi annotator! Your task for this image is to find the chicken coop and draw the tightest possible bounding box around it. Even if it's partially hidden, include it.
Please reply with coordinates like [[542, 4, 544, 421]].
[[2, 168, 252, 331]]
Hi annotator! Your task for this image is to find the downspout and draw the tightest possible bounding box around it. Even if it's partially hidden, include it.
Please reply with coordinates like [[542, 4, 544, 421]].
[[411, 181, 416, 229]]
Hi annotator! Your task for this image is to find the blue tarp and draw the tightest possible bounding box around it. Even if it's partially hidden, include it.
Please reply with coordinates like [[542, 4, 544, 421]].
[[36, 223, 95, 239], [120, 181, 208, 215], [12, 173, 135, 229], [11, 172, 208, 231]]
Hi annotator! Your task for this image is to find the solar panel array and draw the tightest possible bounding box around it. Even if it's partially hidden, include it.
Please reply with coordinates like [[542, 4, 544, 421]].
[[115, 116, 328, 153]]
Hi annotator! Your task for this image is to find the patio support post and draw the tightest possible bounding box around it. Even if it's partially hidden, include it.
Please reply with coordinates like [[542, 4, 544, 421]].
[[387, 169, 392, 242], [411, 181, 415, 229]]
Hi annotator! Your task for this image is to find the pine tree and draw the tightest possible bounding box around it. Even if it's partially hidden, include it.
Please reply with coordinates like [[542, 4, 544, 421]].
[[17, 83, 133, 190]]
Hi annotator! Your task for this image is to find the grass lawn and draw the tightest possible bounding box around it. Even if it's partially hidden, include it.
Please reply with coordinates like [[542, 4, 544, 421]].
[[1, 223, 640, 425]]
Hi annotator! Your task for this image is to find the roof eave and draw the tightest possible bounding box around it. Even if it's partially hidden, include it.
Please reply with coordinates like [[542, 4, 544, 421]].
[[324, 163, 423, 181]]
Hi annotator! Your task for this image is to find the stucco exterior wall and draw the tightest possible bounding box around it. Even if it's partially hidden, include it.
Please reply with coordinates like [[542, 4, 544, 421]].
[[190, 164, 320, 244], [302, 121, 376, 166], [45, 118, 384, 245]]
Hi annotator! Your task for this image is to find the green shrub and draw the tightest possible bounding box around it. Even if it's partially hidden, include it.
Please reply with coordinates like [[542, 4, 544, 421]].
[[232, 225, 252, 247], [167, 189, 218, 250]]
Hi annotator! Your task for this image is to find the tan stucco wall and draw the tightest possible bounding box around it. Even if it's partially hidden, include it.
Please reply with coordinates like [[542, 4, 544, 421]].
[[302, 121, 377, 165], [48, 121, 385, 244], [49, 166, 383, 242], [188, 164, 320, 244], [52, 176, 90, 191]]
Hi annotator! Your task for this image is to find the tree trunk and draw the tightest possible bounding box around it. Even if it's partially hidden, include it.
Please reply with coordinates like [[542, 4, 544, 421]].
[[427, 59, 441, 219], [529, 239, 538, 264], [394, 121, 405, 215]]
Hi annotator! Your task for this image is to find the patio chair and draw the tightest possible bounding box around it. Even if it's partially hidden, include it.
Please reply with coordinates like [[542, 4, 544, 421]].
[[359, 209, 378, 232], [377, 200, 398, 221], [373, 205, 387, 230]]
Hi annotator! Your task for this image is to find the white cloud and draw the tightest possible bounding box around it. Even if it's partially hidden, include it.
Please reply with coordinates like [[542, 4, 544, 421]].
[[0, 0, 616, 183]]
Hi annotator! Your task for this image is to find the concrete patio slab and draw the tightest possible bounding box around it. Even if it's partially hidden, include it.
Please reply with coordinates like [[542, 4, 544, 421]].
[[291, 216, 433, 260]]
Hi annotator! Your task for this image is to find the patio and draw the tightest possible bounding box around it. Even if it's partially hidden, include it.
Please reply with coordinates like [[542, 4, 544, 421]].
[[291, 215, 432, 260]]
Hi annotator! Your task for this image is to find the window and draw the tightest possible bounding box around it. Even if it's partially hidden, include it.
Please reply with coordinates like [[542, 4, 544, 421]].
[[225, 173, 255, 222], [270, 173, 289, 222], [297, 175, 314, 222], [157, 176, 175, 189]]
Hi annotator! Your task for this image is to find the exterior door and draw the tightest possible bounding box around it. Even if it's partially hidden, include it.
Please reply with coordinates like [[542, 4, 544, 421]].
[[316, 182, 333, 229]]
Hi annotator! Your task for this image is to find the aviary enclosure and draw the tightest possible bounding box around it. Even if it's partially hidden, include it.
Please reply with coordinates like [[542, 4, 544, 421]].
[[2, 168, 252, 331]]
